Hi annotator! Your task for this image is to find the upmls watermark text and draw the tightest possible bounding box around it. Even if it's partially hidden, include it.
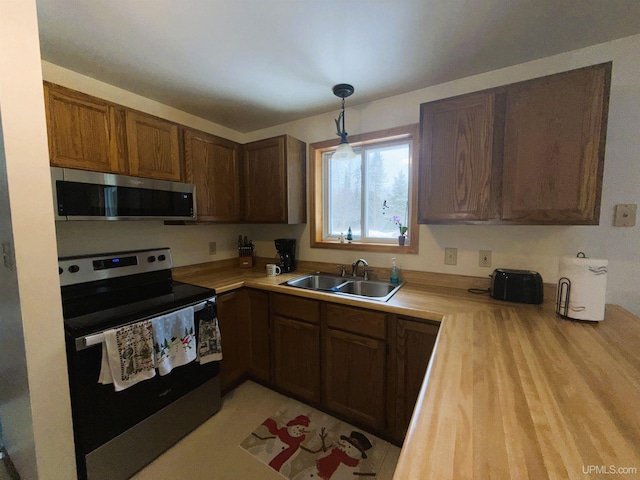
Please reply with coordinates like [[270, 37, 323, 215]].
[[582, 465, 638, 475]]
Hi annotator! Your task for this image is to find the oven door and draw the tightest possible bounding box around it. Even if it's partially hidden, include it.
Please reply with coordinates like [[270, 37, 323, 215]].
[[65, 302, 220, 479]]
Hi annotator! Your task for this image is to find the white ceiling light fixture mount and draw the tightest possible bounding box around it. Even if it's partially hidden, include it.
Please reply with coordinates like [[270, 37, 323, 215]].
[[332, 83, 358, 161]]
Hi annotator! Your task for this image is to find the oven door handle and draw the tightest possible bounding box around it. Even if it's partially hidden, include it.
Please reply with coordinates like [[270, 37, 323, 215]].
[[74, 297, 216, 351]]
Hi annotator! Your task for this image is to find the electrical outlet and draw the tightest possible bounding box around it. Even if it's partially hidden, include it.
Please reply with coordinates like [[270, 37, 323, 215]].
[[444, 247, 457, 266], [208, 241, 217, 255], [479, 250, 491, 267]]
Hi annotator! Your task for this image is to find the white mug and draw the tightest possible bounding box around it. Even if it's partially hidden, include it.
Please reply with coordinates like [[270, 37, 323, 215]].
[[266, 264, 282, 276]]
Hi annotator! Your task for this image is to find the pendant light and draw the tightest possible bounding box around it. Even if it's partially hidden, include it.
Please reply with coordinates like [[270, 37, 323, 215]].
[[331, 83, 357, 161]]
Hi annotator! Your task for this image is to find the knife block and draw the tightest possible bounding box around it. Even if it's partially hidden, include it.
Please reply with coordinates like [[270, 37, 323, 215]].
[[238, 256, 253, 268]]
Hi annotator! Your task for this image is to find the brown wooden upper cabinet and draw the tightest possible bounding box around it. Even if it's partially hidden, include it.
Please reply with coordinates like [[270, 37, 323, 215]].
[[184, 128, 243, 222], [418, 91, 500, 222], [44, 82, 123, 173], [501, 64, 610, 223], [44, 83, 309, 224], [418, 62, 611, 225], [125, 110, 181, 181], [242, 135, 306, 223], [44, 82, 182, 181]]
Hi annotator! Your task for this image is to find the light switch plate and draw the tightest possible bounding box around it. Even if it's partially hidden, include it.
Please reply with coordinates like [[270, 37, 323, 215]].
[[444, 247, 457, 265], [614, 204, 637, 227]]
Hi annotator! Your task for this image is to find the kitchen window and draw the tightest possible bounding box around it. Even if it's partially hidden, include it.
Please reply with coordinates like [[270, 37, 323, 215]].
[[310, 125, 419, 253]]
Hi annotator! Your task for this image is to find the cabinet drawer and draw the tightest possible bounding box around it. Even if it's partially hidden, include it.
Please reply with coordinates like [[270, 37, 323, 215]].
[[325, 304, 386, 340], [272, 293, 320, 324]]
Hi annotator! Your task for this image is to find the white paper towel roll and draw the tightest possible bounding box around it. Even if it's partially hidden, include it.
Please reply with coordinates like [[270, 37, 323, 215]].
[[557, 255, 608, 321]]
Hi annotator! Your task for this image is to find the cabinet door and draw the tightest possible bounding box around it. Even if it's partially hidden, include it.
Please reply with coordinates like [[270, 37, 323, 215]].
[[44, 83, 122, 173], [247, 289, 271, 383], [243, 136, 287, 222], [184, 129, 242, 222], [393, 318, 439, 441], [273, 315, 321, 403], [502, 63, 610, 224], [418, 91, 499, 223], [216, 290, 249, 392], [324, 328, 386, 431], [125, 110, 181, 181]]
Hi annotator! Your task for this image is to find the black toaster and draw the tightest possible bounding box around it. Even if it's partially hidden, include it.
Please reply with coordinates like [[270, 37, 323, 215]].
[[490, 268, 543, 304]]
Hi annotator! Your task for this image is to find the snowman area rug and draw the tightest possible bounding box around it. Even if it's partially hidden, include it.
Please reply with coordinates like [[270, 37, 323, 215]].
[[240, 400, 390, 480]]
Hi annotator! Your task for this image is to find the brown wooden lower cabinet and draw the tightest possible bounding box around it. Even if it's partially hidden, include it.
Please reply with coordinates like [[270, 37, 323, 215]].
[[247, 289, 271, 383], [223, 290, 439, 444], [216, 290, 249, 392], [273, 315, 321, 403], [324, 327, 387, 431], [393, 317, 439, 441], [322, 303, 388, 432]]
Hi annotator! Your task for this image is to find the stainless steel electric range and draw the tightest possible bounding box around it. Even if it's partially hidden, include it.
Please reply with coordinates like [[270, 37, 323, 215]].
[[59, 248, 221, 480]]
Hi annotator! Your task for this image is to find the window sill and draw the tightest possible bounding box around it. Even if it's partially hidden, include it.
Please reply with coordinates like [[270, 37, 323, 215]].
[[311, 239, 417, 254]]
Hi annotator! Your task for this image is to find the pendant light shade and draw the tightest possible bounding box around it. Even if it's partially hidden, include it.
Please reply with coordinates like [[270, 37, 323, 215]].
[[331, 83, 357, 161], [332, 142, 357, 161]]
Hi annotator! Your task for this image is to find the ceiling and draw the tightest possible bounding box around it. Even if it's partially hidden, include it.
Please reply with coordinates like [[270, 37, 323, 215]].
[[36, 0, 640, 133]]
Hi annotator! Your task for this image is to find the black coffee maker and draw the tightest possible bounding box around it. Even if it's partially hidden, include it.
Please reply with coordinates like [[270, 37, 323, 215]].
[[274, 238, 296, 273]]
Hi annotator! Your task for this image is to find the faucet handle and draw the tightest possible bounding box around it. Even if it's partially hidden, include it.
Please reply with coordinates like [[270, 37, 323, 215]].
[[336, 264, 347, 277], [363, 267, 374, 281]]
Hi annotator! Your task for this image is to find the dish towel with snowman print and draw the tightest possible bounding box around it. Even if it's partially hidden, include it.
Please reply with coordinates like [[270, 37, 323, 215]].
[[98, 306, 197, 390], [151, 305, 197, 376]]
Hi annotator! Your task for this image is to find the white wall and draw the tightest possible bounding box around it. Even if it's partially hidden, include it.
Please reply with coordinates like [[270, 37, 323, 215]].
[[0, 2, 77, 479], [46, 35, 640, 316]]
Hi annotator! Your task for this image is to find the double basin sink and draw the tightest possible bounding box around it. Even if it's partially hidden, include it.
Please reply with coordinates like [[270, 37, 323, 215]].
[[282, 272, 403, 302]]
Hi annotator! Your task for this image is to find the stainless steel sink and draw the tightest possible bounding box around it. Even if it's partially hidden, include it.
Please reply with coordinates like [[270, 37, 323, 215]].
[[284, 273, 348, 290], [334, 280, 397, 298], [283, 273, 403, 302]]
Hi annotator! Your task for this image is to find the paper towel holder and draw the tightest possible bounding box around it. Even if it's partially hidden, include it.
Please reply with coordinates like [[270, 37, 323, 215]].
[[556, 277, 571, 318], [555, 252, 586, 318]]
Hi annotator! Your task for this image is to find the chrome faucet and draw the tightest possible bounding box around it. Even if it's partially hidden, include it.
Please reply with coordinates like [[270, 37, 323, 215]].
[[351, 258, 369, 278]]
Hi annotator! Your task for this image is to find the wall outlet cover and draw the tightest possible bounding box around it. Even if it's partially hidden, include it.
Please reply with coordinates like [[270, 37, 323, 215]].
[[479, 250, 492, 268], [613, 204, 637, 227], [444, 247, 457, 266], [209, 241, 217, 255]]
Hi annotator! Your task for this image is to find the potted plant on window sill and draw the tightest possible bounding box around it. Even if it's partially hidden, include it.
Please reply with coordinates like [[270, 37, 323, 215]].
[[394, 216, 408, 246]]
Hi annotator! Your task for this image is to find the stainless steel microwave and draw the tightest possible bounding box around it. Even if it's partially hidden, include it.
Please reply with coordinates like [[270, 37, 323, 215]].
[[51, 167, 196, 221]]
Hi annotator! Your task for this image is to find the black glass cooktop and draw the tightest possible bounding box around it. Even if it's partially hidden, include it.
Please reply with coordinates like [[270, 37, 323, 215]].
[[62, 272, 215, 336]]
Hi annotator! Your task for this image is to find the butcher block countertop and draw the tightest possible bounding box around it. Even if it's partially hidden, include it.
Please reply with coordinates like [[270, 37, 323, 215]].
[[173, 260, 640, 479]]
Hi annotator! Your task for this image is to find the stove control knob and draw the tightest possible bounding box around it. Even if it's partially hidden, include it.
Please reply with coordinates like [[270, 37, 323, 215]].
[[158, 255, 166, 261], [68, 265, 80, 273], [59, 267, 63, 275], [147, 256, 156, 263]]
